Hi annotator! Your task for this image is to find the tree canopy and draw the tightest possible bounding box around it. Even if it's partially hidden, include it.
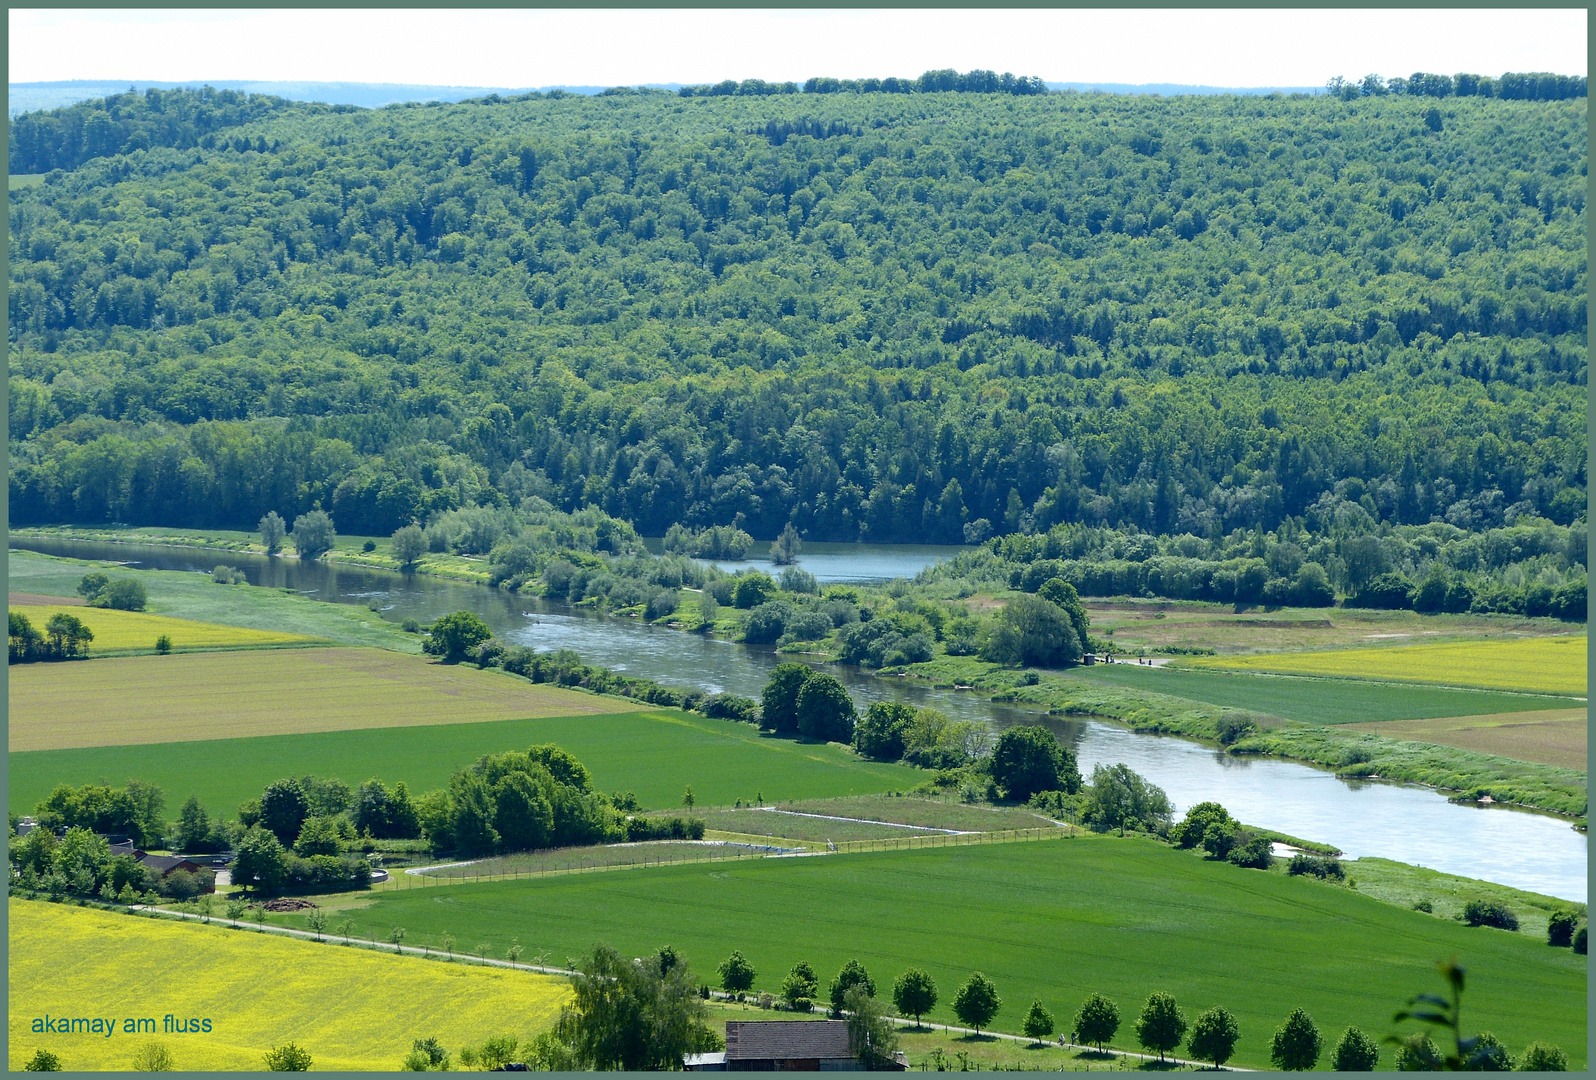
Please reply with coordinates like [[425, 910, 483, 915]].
[[7, 85, 1584, 564]]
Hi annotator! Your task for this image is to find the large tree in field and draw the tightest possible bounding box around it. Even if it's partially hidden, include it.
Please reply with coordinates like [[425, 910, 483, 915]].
[[258, 778, 309, 846], [1074, 993, 1119, 1051], [760, 662, 814, 734], [981, 593, 1083, 668], [233, 826, 289, 894], [892, 969, 937, 1027], [1081, 763, 1173, 836], [291, 510, 336, 560], [952, 973, 1001, 1035], [1330, 1027, 1380, 1071], [1270, 1009, 1322, 1071], [718, 951, 756, 995], [391, 524, 426, 568], [1135, 992, 1187, 1063], [258, 511, 286, 554], [987, 724, 1078, 801], [554, 943, 717, 1071], [1188, 1006, 1240, 1068], [795, 673, 857, 742], [424, 610, 492, 662], [829, 959, 875, 1016]]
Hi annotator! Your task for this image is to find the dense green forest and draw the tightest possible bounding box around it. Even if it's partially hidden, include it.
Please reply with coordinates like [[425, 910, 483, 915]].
[[8, 81, 1586, 557]]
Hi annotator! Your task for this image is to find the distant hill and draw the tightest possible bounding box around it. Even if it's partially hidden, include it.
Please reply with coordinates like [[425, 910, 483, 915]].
[[1048, 82, 1322, 96], [9, 77, 1316, 116]]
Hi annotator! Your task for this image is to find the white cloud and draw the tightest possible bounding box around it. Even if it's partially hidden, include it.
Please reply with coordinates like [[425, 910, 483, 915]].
[[10, 8, 1587, 88]]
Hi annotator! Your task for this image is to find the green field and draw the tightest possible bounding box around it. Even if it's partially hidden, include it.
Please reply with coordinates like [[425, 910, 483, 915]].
[[1068, 664, 1581, 725], [10, 709, 919, 818], [277, 837, 1586, 1070], [7, 550, 418, 652]]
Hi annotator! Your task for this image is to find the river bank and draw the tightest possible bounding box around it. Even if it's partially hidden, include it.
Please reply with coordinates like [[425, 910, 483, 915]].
[[9, 533, 1587, 900]]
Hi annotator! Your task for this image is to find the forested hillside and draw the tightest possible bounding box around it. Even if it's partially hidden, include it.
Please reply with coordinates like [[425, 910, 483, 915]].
[[8, 83, 1587, 548]]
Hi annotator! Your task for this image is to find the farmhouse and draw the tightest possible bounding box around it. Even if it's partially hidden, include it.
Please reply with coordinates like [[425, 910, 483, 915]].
[[685, 1020, 906, 1071]]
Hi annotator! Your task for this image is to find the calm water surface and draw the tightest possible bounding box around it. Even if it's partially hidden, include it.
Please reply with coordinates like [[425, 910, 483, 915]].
[[11, 536, 1587, 900]]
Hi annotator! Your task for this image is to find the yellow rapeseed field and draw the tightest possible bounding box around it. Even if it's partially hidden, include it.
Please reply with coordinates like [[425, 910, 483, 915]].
[[9, 604, 317, 653], [9, 901, 569, 1071], [1193, 635, 1587, 696]]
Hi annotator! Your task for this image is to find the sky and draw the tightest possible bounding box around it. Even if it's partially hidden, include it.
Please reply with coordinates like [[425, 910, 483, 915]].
[[9, 8, 1588, 89]]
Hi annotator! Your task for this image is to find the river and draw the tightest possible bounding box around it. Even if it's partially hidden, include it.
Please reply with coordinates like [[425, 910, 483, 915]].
[[9, 536, 1587, 901]]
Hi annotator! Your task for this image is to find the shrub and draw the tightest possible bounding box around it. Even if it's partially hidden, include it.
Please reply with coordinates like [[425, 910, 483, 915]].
[[1547, 910, 1578, 947], [1393, 1033, 1442, 1071], [422, 610, 493, 662], [1516, 1042, 1568, 1071], [1469, 1032, 1512, 1072], [781, 961, 819, 1012], [742, 600, 795, 643], [1412, 898, 1433, 913], [1574, 926, 1587, 955], [130, 1041, 175, 1071], [263, 1042, 313, 1071], [1287, 854, 1344, 880], [702, 694, 758, 723], [1461, 899, 1519, 931], [1021, 1000, 1056, 1043], [92, 577, 148, 609], [22, 1048, 62, 1071], [733, 573, 776, 609], [154, 634, 172, 655], [1219, 835, 1270, 867], [1171, 802, 1233, 848]]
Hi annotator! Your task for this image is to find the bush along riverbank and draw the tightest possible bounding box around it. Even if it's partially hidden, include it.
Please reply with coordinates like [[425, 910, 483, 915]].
[[905, 655, 1588, 823]]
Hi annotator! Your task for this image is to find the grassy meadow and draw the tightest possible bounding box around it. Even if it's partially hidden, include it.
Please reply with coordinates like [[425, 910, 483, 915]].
[[1085, 601, 1578, 656], [8, 647, 625, 752], [1191, 636, 1588, 696], [8, 900, 567, 1072], [1067, 663, 1578, 725], [9, 708, 919, 818], [7, 550, 420, 652], [8, 603, 319, 655], [273, 836, 1587, 1070], [1341, 710, 1587, 772]]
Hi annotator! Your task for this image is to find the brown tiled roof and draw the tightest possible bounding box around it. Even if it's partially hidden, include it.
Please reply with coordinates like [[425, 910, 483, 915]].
[[724, 1021, 853, 1062]]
